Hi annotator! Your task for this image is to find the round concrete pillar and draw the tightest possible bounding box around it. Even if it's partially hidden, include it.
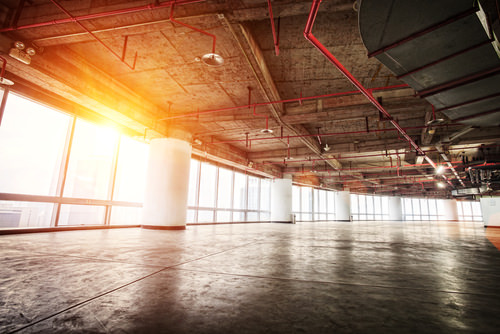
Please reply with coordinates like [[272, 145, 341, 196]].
[[270, 178, 293, 223], [388, 197, 403, 221], [143, 137, 192, 230], [335, 191, 351, 221], [442, 199, 459, 221]]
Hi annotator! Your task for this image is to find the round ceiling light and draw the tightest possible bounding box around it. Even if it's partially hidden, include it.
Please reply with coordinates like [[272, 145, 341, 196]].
[[14, 41, 25, 50], [260, 128, 273, 134], [26, 47, 36, 56], [201, 53, 224, 66]]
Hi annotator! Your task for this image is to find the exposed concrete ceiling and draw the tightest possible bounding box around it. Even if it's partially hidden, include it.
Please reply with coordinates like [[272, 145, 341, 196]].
[[0, 0, 499, 198]]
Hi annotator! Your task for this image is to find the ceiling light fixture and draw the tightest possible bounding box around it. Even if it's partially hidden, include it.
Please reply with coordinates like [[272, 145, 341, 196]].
[[437, 181, 446, 188], [201, 53, 224, 67], [436, 165, 445, 174], [323, 143, 331, 152], [260, 128, 273, 134]]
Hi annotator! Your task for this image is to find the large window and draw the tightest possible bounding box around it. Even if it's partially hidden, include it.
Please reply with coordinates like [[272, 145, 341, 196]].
[[292, 185, 336, 221], [186, 160, 272, 223], [0, 93, 70, 196], [458, 201, 483, 222], [351, 194, 389, 220], [63, 119, 118, 199], [403, 198, 443, 221], [113, 136, 149, 202], [0, 91, 148, 228]]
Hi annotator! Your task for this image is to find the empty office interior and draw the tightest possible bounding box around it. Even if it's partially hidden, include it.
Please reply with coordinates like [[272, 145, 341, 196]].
[[1, 0, 500, 333]]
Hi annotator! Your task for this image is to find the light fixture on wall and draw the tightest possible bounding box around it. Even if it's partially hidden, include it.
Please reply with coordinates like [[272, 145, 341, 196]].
[[9, 40, 35, 65]]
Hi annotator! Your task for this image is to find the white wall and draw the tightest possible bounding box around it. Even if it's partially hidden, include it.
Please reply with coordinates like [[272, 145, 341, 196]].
[[480, 197, 500, 227]]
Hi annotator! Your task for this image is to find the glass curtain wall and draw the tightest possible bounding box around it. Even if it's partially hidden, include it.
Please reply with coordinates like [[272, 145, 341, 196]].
[[186, 160, 271, 223], [350, 194, 390, 221], [0, 91, 148, 228], [292, 185, 336, 221], [457, 201, 483, 222], [402, 198, 445, 221]]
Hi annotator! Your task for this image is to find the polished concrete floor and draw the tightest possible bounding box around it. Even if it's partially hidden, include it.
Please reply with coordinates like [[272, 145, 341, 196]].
[[1, 220, 500, 333]]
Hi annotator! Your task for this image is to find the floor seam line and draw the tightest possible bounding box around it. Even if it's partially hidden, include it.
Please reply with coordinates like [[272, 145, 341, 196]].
[[170, 267, 500, 298], [7, 241, 259, 334]]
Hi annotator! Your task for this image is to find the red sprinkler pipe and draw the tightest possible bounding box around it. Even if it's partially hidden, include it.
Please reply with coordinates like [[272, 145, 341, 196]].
[[0, 0, 204, 33], [159, 83, 408, 120], [267, 0, 280, 56], [303, 0, 452, 184], [49, 0, 137, 70], [170, 2, 216, 54], [253, 105, 270, 131], [283, 161, 461, 174], [0, 56, 7, 79], [208, 123, 460, 145]]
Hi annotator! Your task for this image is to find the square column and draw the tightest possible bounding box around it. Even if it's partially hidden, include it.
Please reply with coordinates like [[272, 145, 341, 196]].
[[270, 178, 293, 223], [335, 191, 351, 221], [442, 199, 458, 221], [388, 197, 403, 221]]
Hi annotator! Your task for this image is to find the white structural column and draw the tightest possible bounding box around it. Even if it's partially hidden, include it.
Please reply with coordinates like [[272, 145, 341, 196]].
[[335, 191, 351, 221], [480, 197, 500, 227], [442, 199, 459, 221], [143, 135, 192, 230], [388, 197, 403, 221], [270, 178, 293, 223]]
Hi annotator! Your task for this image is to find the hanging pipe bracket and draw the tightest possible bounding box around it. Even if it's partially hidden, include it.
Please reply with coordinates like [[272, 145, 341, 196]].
[[48, 0, 138, 70], [170, 2, 216, 54]]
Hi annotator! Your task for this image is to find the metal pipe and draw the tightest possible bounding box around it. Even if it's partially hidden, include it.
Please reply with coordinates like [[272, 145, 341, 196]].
[[208, 122, 460, 145], [267, 0, 280, 56], [159, 83, 409, 121], [170, 2, 216, 54], [303, 0, 446, 181], [252, 105, 270, 131], [283, 161, 461, 174], [0, 87, 9, 127], [0, 56, 8, 79], [367, 7, 479, 58], [0, 0, 204, 33]]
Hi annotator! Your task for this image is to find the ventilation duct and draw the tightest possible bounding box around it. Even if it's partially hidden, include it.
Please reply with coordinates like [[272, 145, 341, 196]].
[[359, 0, 500, 127]]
